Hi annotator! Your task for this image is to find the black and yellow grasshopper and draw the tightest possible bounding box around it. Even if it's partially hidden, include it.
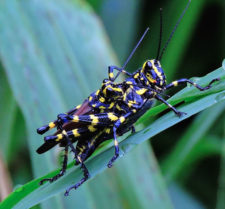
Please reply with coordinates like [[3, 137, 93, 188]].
[[36, 0, 219, 196]]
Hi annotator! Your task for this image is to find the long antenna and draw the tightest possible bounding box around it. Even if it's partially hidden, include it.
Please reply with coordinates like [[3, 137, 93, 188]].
[[114, 27, 149, 80], [156, 8, 163, 60], [158, 0, 191, 61]]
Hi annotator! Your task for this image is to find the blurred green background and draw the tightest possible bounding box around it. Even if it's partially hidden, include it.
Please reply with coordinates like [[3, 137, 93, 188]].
[[0, 0, 224, 208]]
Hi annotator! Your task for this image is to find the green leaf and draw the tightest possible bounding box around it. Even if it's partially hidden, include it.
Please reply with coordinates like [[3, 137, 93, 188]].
[[161, 101, 225, 183], [0, 0, 173, 208], [1, 62, 224, 208], [99, 0, 143, 63], [216, 120, 225, 209], [169, 183, 205, 209]]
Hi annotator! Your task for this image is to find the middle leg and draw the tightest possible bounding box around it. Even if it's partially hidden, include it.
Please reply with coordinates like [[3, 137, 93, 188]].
[[108, 112, 132, 168]]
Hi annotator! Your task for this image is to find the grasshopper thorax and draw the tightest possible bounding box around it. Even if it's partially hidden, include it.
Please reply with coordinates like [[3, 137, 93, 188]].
[[141, 59, 166, 91]]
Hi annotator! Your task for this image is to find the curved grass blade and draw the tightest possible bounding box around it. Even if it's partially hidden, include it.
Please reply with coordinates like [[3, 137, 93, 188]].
[[161, 101, 225, 183], [1, 62, 224, 208], [0, 0, 174, 208]]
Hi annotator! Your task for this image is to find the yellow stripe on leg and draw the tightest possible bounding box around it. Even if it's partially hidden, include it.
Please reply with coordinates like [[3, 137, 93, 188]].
[[55, 134, 63, 142], [72, 115, 79, 122], [108, 113, 118, 121], [109, 72, 114, 79], [120, 116, 125, 123], [90, 115, 99, 124], [72, 129, 81, 137], [88, 125, 97, 132], [49, 122, 56, 129], [172, 81, 178, 86]]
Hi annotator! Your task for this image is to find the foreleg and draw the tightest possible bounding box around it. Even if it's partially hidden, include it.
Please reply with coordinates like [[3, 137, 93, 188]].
[[166, 78, 219, 90], [108, 65, 131, 81], [155, 94, 186, 117]]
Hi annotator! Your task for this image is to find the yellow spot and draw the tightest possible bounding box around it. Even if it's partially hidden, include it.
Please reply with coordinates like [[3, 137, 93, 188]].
[[112, 87, 122, 92], [109, 72, 114, 78], [128, 100, 137, 107], [49, 122, 55, 129], [150, 60, 163, 80], [56, 134, 63, 141], [114, 140, 118, 146], [108, 113, 118, 121], [172, 81, 178, 86], [89, 96, 93, 101], [95, 90, 100, 95], [105, 128, 111, 134], [120, 116, 125, 123], [92, 104, 96, 107], [136, 88, 147, 95], [77, 156, 82, 163], [73, 115, 79, 122], [103, 87, 107, 95], [90, 115, 99, 124], [88, 125, 97, 132], [62, 130, 67, 135], [134, 73, 139, 79], [116, 104, 122, 111], [109, 102, 114, 109], [132, 109, 137, 113], [72, 129, 80, 137], [126, 81, 132, 85], [99, 97, 105, 103], [76, 104, 81, 109], [99, 105, 106, 109]]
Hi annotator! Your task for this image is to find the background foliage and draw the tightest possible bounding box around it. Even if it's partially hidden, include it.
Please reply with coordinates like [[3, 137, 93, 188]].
[[0, 0, 224, 208]]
